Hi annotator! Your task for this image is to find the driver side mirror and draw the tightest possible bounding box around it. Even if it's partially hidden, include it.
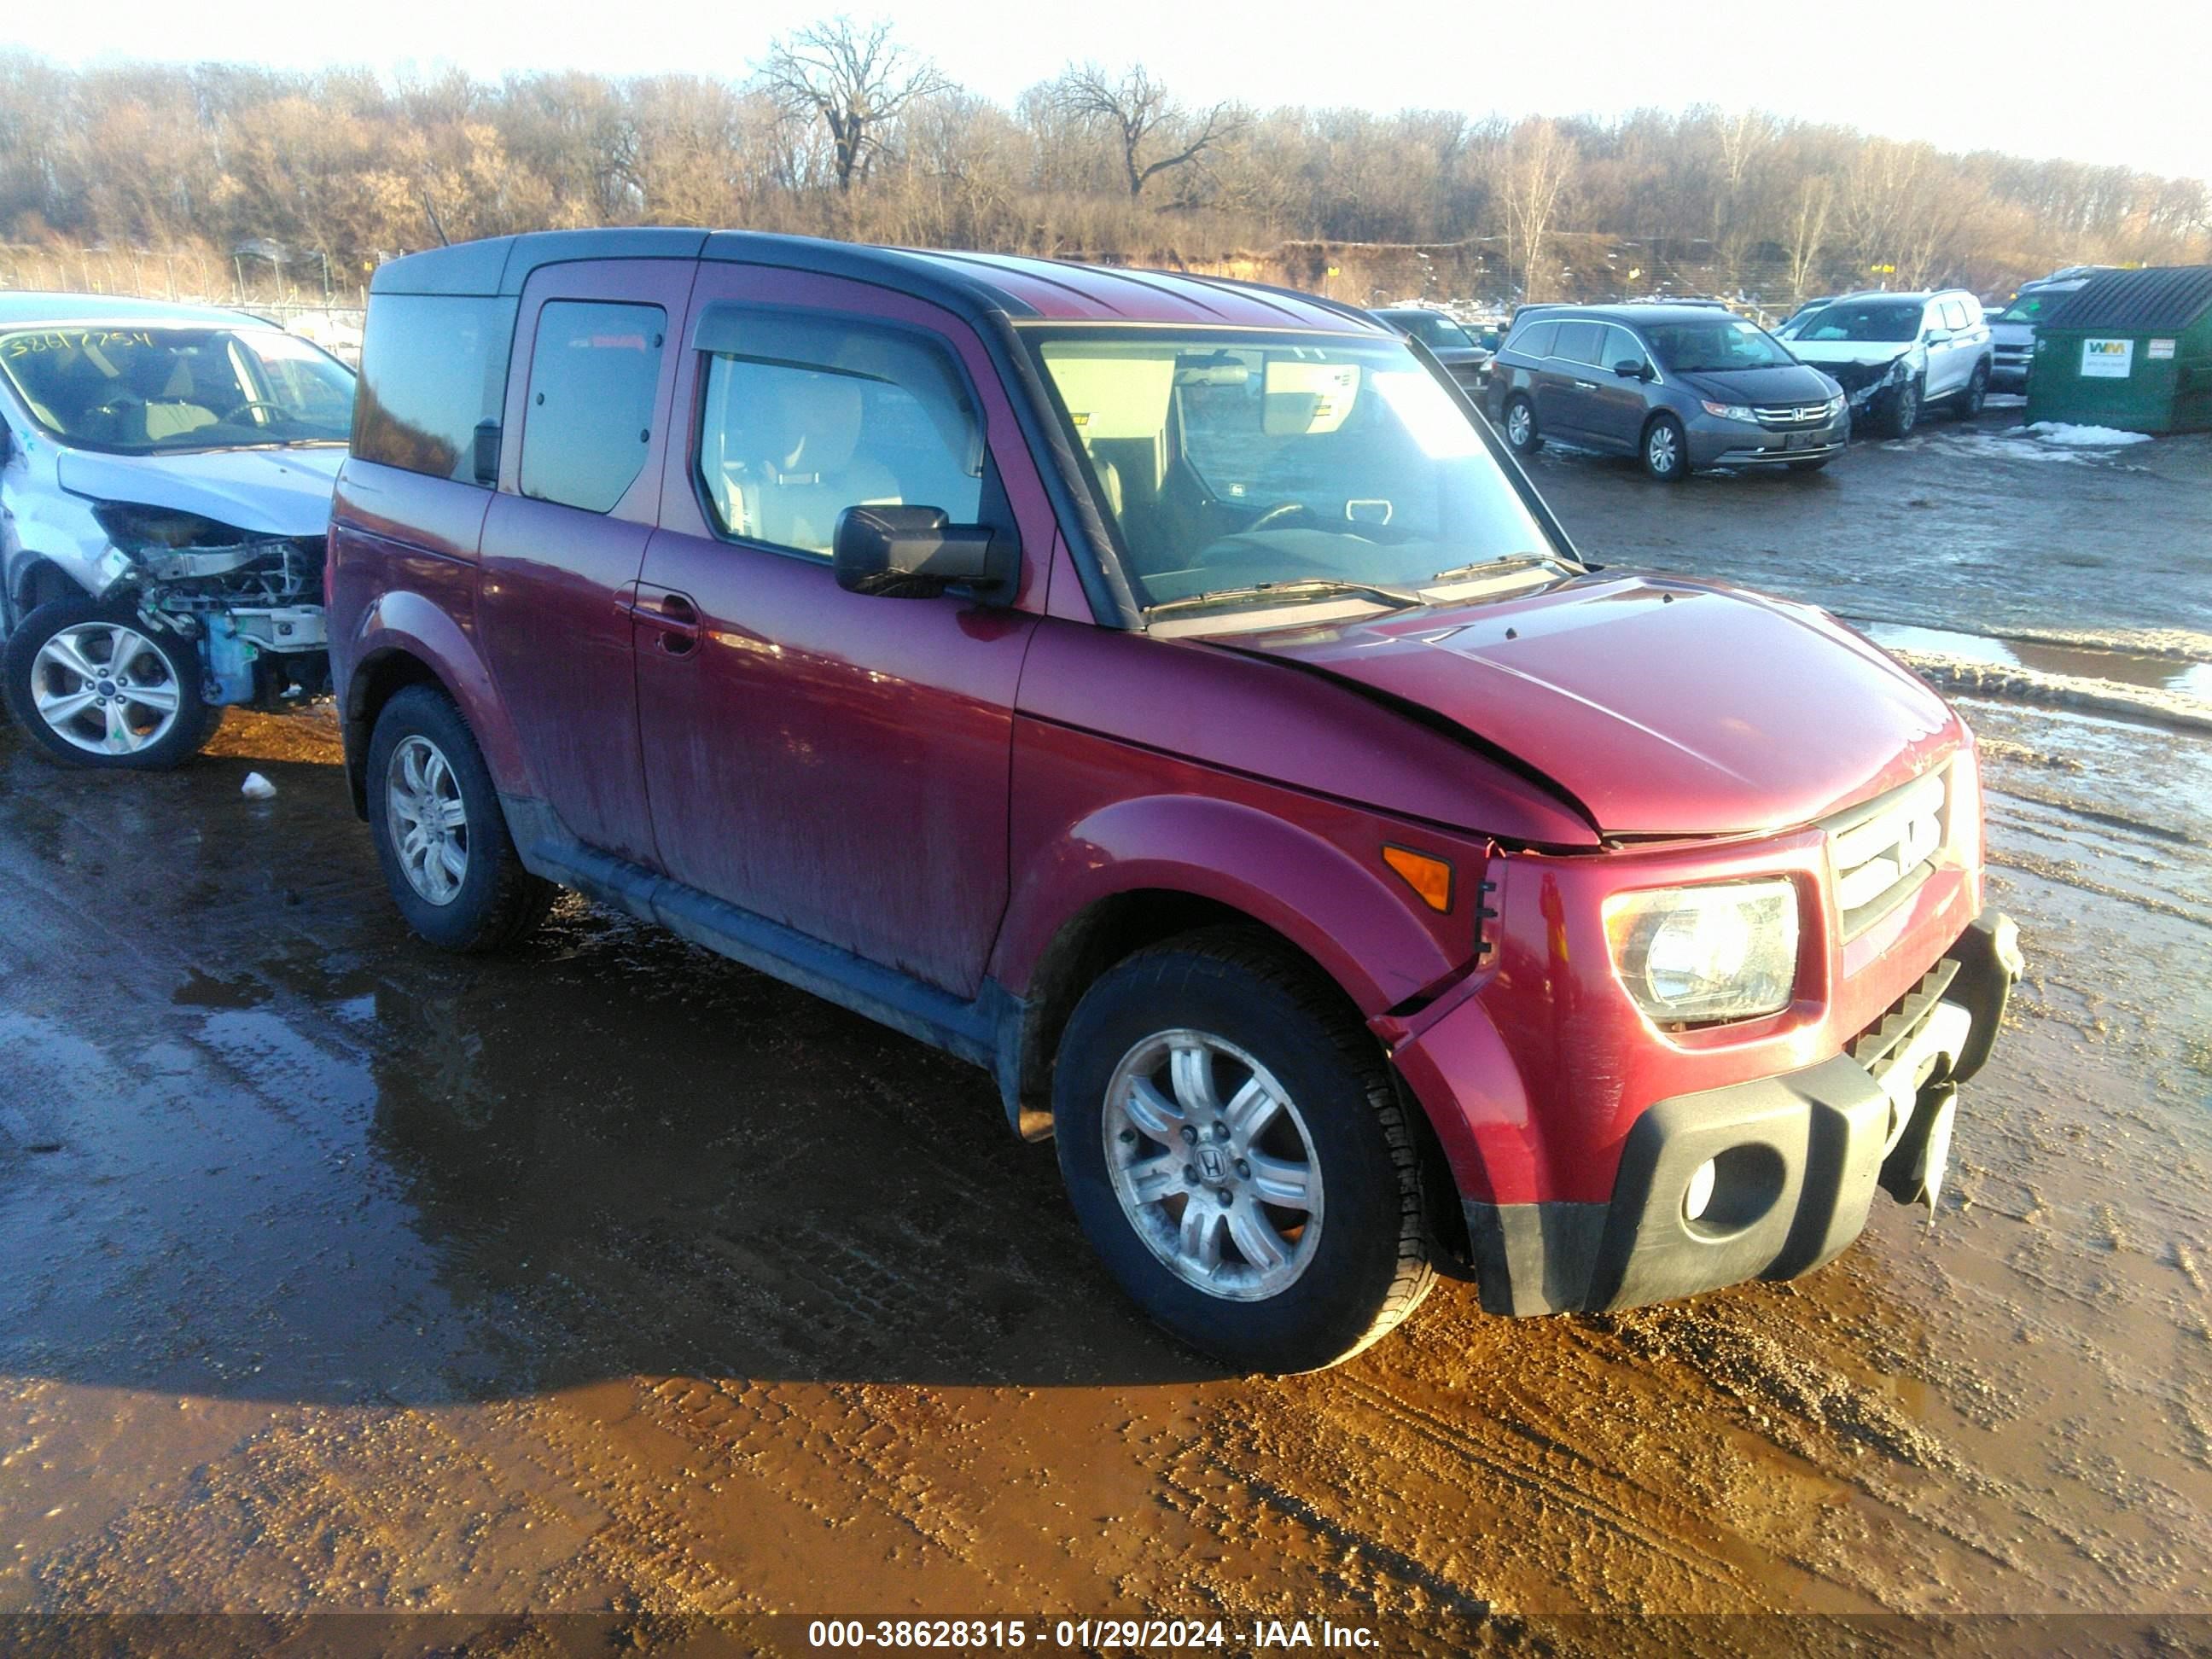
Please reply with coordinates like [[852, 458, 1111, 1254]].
[[833, 504, 1015, 600], [1613, 358, 1651, 380], [1924, 329, 1953, 345]]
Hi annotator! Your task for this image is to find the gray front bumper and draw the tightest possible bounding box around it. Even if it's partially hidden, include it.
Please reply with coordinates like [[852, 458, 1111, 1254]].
[[1464, 910, 2022, 1317], [1689, 420, 1850, 467]]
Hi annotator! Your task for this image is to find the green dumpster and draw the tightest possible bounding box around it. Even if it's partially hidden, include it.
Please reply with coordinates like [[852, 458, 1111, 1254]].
[[2024, 265, 2212, 434]]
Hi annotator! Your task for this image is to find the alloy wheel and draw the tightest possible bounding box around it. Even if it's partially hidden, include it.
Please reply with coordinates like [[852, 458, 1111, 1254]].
[[29, 621, 183, 757], [1647, 422, 1679, 475], [1505, 402, 1533, 447], [386, 734, 470, 906], [1102, 1028, 1323, 1301]]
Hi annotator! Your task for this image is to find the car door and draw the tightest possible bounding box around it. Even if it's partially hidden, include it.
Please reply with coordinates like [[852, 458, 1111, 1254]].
[[1581, 324, 1654, 451], [474, 259, 697, 867], [1922, 300, 1965, 398], [633, 263, 1052, 996], [1538, 319, 1606, 439]]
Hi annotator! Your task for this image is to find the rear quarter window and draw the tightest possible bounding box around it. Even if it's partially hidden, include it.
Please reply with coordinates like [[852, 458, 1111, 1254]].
[[517, 300, 667, 515], [1508, 320, 1558, 358], [352, 293, 517, 484]]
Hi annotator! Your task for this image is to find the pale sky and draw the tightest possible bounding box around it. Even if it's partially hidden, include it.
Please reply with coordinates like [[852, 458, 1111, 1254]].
[[9, 0, 2207, 185]]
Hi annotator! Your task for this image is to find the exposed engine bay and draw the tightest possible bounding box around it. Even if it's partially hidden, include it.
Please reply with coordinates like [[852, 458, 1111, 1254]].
[[91, 504, 330, 708]]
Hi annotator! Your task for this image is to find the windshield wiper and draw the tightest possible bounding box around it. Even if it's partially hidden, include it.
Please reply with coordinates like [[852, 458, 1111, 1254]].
[[1146, 576, 1427, 620], [1425, 551, 1580, 585]]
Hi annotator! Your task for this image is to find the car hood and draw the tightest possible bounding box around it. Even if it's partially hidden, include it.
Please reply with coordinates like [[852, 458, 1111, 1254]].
[[56, 445, 345, 538], [1214, 575, 1961, 838], [1784, 338, 1916, 369], [1679, 364, 1840, 402]]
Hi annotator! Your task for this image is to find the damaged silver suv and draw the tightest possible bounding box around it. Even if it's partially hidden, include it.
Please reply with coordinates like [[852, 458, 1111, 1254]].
[[0, 295, 354, 768]]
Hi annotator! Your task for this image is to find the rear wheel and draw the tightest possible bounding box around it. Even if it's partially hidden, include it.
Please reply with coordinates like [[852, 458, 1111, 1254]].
[[1052, 928, 1435, 1374], [366, 684, 554, 952], [1, 594, 218, 769], [1641, 414, 1689, 480], [1502, 394, 1541, 454]]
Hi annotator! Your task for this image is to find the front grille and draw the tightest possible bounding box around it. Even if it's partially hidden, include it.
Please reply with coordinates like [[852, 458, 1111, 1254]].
[[1752, 402, 1835, 428], [1825, 765, 1949, 938]]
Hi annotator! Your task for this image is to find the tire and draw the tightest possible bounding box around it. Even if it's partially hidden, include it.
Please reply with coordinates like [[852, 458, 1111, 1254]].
[[1052, 928, 1435, 1373], [1501, 394, 1541, 454], [1, 593, 219, 770], [1641, 413, 1690, 480], [365, 684, 555, 953], [1877, 377, 1921, 439], [1955, 362, 1989, 420]]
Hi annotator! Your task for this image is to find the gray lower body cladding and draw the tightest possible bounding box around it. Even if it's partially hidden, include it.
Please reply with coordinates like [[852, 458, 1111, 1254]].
[[1465, 908, 2021, 1317]]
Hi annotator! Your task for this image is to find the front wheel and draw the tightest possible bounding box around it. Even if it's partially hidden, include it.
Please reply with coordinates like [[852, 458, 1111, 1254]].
[[1956, 362, 1989, 420], [1641, 414, 1690, 480], [366, 684, 555, 952], [1052, 928, 1435, 1373], [1878, 378, 1922, 439], [1, 594, 218, 769]]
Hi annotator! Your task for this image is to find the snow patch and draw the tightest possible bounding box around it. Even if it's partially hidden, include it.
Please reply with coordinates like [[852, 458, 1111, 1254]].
[[2023, 422, 2153, 447], [241, 772, 277, 800]]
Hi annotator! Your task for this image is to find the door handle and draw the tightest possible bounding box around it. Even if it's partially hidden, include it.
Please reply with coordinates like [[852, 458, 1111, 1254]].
[[1573, 379, 1598, 391], [621, 586, 702, 655]]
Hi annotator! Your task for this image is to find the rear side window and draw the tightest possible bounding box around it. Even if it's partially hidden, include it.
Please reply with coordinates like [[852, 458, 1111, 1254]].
[[353, 294, 516, 484], [693, 308, 984, 558], [1552, 320, 1605, 365], [518, 300, 667, 514], [1510, 320, 1558, 358]]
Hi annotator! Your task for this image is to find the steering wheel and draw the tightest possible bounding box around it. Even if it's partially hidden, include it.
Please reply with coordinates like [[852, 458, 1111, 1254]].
[[218, 400, 291, 425], [1244, 501, 1323, 533], [91, 393, 148, 419]]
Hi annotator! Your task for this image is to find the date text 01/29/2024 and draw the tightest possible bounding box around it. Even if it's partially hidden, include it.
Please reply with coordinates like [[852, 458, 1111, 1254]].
[[806, 1619, 1382, 1649]]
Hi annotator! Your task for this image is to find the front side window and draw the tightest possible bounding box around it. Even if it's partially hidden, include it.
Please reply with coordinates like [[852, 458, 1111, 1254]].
[[1790, 302, 1924, 344], [518, 300, 666, 514], [1033, 328, 1559, 613], [1941, 300, 1971, 330], [1642, 318, 1796, 373], [0, 324, 354, 456], [1604, 325, 1650, 374], [694, 310, 984, 557]]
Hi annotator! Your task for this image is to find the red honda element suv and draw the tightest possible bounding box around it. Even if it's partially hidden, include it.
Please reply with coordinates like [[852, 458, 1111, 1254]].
[[329, 230, 2021, 1373]]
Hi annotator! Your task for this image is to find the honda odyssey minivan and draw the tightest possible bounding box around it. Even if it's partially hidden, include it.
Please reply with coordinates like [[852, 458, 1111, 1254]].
[[330, 230, 2018, 1372]]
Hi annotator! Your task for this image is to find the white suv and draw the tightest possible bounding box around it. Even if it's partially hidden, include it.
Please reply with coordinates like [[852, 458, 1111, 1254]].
[[1778, 289, 1994, 438]]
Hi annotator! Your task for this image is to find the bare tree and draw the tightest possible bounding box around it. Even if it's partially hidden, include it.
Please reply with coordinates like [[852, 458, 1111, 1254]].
[[1499, 116, 1578, 300], [1051, 62, 1242, 201], [1784, 175, 1833, 299], [760, 17, 946, 193]]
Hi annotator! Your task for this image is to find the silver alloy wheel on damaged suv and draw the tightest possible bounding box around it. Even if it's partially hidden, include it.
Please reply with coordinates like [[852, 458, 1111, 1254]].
[[385, 734, 470, 905], [29, 620, 183, 756], [1102, 1028, 1323, 1301]]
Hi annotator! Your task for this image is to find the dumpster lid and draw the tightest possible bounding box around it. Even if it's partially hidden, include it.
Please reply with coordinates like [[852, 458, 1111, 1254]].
[[2042, 265, 2212, 335]]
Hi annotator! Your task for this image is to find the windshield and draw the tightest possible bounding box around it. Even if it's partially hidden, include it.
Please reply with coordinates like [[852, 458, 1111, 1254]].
[[1996, 289, 2072, 323], [1787, 302, 1922, 344], [1641, 318, 1796, 374], [1387, 311, 1477, 349], [1032, 328, 1560, 613], [0, 325, 356, 454]]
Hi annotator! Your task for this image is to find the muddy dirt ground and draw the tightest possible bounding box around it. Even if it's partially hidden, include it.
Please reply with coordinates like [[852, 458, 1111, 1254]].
[[2, 406, 2208, 1654]]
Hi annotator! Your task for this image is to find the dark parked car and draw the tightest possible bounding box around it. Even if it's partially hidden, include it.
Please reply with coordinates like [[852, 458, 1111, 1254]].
[[1486, 304, 1848, 479], [1371, 307, 1493, 390], [330, 230, 2018, 1372]]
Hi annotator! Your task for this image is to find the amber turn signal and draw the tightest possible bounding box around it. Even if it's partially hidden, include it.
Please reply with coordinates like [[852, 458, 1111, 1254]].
[[1382, 845, 1453, 912]]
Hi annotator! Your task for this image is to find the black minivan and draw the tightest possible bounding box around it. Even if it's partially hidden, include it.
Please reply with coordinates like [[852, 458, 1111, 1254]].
[[1484, 305, 1848, 480]]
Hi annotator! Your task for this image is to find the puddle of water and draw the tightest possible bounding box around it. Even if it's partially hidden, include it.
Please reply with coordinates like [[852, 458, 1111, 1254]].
[[1866, 622, 2212, 699]]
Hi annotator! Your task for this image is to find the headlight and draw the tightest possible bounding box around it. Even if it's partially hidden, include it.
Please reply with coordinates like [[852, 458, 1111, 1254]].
[[1825, 394, 1846, 416], [1699, 400, 1755, 422], [1604, 879, 1801, 1026]]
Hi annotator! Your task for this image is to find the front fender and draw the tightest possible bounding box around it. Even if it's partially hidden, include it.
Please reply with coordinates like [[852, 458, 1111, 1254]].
[[344, 588, 535, 799], [993, 793, 1462, 1017]]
